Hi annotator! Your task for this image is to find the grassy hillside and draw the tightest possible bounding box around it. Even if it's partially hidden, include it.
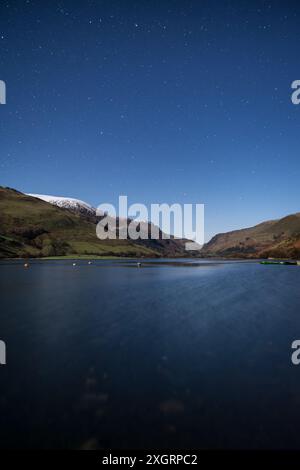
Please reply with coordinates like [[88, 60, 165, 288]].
[[0, 187, 191, 258], [201, 213, 300, 259], [0, 188, 172, 258]]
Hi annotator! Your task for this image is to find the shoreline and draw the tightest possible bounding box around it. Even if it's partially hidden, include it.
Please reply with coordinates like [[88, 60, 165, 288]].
[[0, 255, 297, 262]]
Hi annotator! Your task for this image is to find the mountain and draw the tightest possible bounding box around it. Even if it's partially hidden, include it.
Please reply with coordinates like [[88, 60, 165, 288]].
[[2, 186, 299, 259], [26, 193, 96, 217], [0, 187, 190, 259], [201, 213, 300, 259]]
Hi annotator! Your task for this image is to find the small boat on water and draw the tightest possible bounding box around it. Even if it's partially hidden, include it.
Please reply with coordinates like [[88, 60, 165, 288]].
[[260, 260, 298, 266]]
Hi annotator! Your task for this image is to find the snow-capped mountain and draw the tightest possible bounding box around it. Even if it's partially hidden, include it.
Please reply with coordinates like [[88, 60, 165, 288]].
[[27, 193, 96, 216], [26, 194, 168, 237]]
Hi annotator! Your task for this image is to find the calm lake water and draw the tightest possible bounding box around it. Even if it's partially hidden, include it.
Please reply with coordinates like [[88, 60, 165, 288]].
[[0, 258, 300, 449]]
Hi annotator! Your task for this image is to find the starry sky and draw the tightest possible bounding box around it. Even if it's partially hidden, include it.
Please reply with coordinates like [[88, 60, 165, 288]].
[[1, 0, 300, 241]]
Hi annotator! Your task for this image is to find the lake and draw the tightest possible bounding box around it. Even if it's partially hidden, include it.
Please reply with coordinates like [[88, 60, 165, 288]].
[[0, 258, 300, 449]]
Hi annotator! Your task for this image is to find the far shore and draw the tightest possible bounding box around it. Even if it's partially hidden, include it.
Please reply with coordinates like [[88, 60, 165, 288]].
[[1, 255, 299, 263], [2, 255, 140, 261]]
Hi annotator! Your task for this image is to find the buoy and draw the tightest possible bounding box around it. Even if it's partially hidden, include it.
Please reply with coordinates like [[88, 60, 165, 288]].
[[137, 262, 142, 267], [72, 262, 76, 267], [88, 261, 92, 265], [24, 263, 29, 268]]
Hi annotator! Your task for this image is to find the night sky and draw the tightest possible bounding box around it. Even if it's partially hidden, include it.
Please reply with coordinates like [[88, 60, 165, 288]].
[[1, 0, 300, 240]]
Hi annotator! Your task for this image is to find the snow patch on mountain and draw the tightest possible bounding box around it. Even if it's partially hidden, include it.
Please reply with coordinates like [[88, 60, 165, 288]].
[[27, 193, 96, 215]]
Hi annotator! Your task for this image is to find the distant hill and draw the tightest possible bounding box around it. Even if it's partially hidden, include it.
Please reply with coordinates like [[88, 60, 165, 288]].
[[0, 187, 189, 259], [201, 213, 300, 259]]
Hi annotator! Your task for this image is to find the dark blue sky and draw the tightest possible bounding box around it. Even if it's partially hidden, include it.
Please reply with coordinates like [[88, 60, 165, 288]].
[[1, 0, 300, 240]]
